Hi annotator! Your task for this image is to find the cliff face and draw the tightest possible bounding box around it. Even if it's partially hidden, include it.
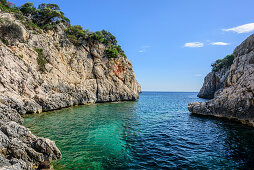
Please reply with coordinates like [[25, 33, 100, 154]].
[[0, 12, 141, 169], [189, 34, 254, 126], [198, 67, 230, 99]]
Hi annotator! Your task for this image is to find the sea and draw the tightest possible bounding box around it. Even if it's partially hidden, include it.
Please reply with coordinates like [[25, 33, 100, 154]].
[[24, 92, 254, 169]]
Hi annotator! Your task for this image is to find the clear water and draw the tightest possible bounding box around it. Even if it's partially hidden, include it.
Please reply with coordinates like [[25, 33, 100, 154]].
[[24, 92, 254, 169]]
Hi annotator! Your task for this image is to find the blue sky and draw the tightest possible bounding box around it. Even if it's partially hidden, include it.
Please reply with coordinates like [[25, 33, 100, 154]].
[[12, 0, 254, 92]]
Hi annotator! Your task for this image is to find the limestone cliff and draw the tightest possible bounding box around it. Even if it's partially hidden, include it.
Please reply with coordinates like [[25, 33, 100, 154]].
[[198, 67, 230, 99], [189, 34, 254, 126], [0, 11, 141, 169]]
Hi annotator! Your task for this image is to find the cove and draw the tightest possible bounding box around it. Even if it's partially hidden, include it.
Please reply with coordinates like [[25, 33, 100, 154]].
[[24, 92, 254, 169]]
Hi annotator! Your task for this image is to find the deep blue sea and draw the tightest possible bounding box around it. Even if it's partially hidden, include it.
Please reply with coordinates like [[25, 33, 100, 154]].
[[24, 92, 254, 169]]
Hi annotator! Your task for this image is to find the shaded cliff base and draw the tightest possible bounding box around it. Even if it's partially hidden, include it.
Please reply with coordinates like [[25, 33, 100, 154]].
[[189, 103, 254, 127]]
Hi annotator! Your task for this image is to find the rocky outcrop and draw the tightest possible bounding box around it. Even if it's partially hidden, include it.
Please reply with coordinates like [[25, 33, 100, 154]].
[[198, 67, 230, 99], [0, 105, 61, 169], [0, 11, 141, 169], [189, 34, 254, 126]]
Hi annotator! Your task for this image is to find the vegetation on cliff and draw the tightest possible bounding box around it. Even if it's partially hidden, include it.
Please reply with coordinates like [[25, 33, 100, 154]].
[[211, 54, 234, 72], [66, 26, 126, 58], [0, 0, 126, 58]]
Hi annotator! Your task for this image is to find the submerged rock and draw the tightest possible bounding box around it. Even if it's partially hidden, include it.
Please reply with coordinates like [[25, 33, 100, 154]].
[[0, 9, 141, 169], [189, 34, 254, 126]]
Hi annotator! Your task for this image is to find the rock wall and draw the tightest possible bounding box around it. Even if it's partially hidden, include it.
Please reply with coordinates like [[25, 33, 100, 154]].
[[0, 11, 141, 169], [189, 34, 254, 126], [198, 67, 230, 99]]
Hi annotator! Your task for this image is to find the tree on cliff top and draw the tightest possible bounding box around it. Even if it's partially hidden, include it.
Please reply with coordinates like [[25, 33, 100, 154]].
[[20, 2, 36, 16], [211, 54, 234, 72], [19, 2, 70, 27], [36, 3, 69, 25]]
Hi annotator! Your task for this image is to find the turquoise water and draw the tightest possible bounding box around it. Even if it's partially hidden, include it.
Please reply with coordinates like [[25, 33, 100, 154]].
[[24, 92, 254, 169]]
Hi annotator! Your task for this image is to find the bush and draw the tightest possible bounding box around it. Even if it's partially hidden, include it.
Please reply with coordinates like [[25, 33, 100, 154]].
[[106, 47, 119, 58], [88, 31, 105, 43], [0, 1, 19, 13], [19, 2, 71, 30], [22, 20, 42, 33], [211, 54, 234, 72], [0, 0, 7, 5], [18, 54, 24, 59], [86, 29, 126, 58], [0, 22, 23, 43], [88, 30, 117, 46], [35, 48, 47, 72], [35, 3, 70, 26], [20, 2, 36, 16], [0, 38, 8, 45], [66, 25, 87, 46], [14, 11, 24, 20], [101, 29, 117, 45]]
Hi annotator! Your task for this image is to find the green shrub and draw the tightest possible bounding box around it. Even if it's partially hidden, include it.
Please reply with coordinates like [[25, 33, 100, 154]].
[[116, 45, 126, 57], [18, 54, 24, 59], [88, 30, 117, 46], [89, 31, 105, 43], [20, 2, 36, 16], [35, 48, 47, 72], [106, 47, 119, 58], [14, 11, 24, 20], [86, 30, 126, 57], [0, 0, 7, 5], [66, 25, 87, 46], [35, 3, 70, 26], [0, 0, 10, 12], [0, 22, 23, 42], [1, 38, 9, 45], [101, 29, 117, 45], [23, 20, 42, 33], [211, 54, 234, 72], [19, 2, 70, 30], [0, 1, 19, 13]]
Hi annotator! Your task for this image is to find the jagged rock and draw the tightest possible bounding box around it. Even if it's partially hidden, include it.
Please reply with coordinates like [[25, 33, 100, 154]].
[[0, 10, 141, 169], [198, 67, 230, 99], [189, 34, 254, 126]]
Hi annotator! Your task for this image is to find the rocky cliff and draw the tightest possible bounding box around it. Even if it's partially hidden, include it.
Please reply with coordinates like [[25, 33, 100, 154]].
[[0, 10, 141, 169], [189, 34, 254, 126], [197, 67, 230, 99]]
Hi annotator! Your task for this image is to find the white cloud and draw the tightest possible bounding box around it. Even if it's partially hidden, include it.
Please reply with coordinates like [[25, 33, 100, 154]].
[[210, 42, 230, 46], [222, 23, 254, 33], [138, 45, 151, 53], [184, 42, 204, 48], [195, 74, 202, 77]]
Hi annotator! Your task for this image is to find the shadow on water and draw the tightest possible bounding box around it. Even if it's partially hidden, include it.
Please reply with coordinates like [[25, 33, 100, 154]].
[[24, 92, 254, 169], [190, 114, 254, 169]]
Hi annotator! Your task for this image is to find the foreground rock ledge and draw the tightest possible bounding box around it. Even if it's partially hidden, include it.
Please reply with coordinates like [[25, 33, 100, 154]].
[[0, 11, 141, 169], [0, 105, 61, 169], [188, 34, 254, 127]]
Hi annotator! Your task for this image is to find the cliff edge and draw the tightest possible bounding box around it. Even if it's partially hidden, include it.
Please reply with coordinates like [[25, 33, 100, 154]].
[[0, 3, 140, 169], [189, 34, 254, 126], [197, 67, 230, 99]]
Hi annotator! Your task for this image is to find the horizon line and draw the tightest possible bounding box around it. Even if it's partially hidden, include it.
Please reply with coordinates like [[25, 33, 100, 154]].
[[141, 90, 199, 93]]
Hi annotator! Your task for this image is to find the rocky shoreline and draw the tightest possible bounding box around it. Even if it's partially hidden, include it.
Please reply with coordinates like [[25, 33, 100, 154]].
[[0, 9, 141, 169], [189, 34, 254, 126]]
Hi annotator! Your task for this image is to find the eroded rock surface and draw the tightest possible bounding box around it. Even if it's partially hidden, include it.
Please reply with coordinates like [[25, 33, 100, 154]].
[[0, 11, 141, 169], [198, 67, 230, 99], [189, 34, 254, 126]]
